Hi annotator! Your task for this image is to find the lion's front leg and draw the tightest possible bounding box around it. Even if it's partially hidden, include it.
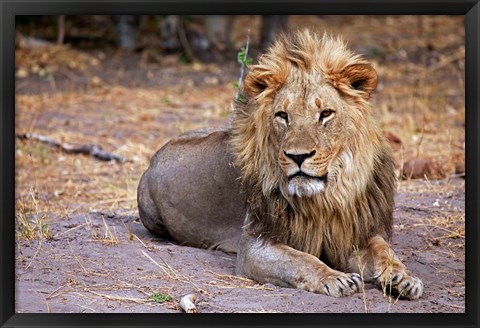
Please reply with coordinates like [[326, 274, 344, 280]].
[[348, 235, 423, 300], [236, 232, 361, 297]]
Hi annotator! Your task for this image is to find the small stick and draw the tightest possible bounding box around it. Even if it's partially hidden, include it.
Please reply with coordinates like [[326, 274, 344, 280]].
[[87, 290, 146, 304], [230, 30, 251, 127], [16, 133, 127, 163], [179, 294, 197, 313], [132, 233, 154, 251], [67, 239, 91, 275], [52, 223, 85, 239], [141, 250, 177, 278], [57, 15, 65, 45]]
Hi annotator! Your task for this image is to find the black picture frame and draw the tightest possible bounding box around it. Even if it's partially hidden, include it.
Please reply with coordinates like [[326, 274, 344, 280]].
[[1, 1, 478, 327]]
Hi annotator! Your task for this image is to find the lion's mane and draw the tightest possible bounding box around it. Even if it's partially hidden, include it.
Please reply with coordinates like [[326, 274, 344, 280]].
[[229, 29, 396, 270]]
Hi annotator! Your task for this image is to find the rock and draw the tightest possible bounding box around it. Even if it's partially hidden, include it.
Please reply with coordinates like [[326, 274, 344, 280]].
[[383, 131, 403, 151], [402, 158, 446, 180]]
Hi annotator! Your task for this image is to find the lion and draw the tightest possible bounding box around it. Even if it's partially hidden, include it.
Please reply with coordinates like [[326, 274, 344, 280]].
[[137, 29, 423, 299]]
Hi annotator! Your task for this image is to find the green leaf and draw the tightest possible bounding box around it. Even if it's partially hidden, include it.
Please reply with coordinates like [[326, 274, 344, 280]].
[[233, 82, 239, 89], [237, 47, 246, 64], [149, 293, 173, 303]]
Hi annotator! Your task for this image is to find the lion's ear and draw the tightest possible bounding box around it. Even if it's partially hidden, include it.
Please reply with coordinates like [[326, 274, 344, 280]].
[[341, 63, 378, 99], [244, 66, 270, 98], [244, 65, 286, 98]]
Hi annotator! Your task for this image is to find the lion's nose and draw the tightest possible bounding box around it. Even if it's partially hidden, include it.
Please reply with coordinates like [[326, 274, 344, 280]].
[[284, 150, 316, 167]]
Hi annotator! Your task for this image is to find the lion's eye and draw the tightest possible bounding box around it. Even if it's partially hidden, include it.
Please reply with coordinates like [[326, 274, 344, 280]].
[[319, 109, 334, 121], [275, 111, 289, 122]]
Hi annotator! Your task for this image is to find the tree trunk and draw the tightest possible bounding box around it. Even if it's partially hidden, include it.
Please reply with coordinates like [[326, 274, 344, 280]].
[[113, 15, 137, 50], [260, 15, 289, 49]]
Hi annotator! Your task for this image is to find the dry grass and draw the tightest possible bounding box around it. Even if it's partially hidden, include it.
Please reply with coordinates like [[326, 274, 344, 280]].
[[84, 216, 119, 245], [15, 82, 232, 219], [140, 250, 209, 295], [353, 245, 368, 313], [376, 249, 395, 310], [205, 271, 271, 290], [413, 214, 465, 250], [16, 188, 52, 241]]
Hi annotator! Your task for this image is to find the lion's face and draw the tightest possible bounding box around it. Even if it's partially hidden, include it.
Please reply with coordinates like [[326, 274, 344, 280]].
[[272, 76, 351, 198], [233, 31, 380, 199]]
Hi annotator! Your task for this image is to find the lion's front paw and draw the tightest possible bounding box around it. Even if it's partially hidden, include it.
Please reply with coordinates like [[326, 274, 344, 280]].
[[319, 272, 362, 297], [377, 271, 424, 300]]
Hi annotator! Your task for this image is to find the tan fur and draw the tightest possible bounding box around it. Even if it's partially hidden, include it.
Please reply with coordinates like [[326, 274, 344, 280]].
[[138, 29, 423, 299], [230, 29, 395, 270]]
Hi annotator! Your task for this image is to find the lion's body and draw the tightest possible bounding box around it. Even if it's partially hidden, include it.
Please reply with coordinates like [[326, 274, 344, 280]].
[[137, 128, 245, 254], [138, 29, 423, 299]]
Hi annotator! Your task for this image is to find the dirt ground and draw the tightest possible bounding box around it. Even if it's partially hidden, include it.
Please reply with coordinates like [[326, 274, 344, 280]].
[[14, 15, 465, 313], [15, 178, 465, 313]]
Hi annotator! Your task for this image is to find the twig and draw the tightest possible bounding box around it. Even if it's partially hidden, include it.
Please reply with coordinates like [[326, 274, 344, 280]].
[[87, 290, 147, 304], [89, 197, 136, 206], [141, 251, 207, 295], [16, 133, 127, 163], [133, 234, 155, 251], [230, 30, 251, 127], [67, 240, 91, 275], [40, 292, 51, 313], [141, 250, 177, 278], [52, 223, 85, 239], [57, 15, 65, 45], [411, 223, 464, 238], [46, 285, 67, 299]]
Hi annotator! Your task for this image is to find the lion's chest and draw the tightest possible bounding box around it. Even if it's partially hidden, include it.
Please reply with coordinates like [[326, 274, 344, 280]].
[[285, 209, 355, 270]]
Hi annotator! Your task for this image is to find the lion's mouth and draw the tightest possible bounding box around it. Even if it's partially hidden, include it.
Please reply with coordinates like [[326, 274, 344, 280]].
[[288, 171, 328, 183], [286, 171, 328, 197]]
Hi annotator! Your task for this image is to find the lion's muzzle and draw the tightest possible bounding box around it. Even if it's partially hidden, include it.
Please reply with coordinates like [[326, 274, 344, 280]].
[[284, 150, 316, 167]]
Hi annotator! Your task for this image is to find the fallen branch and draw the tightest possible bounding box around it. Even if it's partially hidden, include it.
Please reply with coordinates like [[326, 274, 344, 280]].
[[16, 133, 127, 163]]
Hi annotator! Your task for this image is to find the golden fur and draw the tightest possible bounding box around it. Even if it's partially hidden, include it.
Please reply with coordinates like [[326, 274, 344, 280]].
[[230, 29, 396, 270]]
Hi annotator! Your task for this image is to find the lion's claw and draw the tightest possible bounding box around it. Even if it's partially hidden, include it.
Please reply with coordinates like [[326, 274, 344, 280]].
[[398, 276, 423, 300], [377, 271, 423, 300], [321, 272, 360, 297]]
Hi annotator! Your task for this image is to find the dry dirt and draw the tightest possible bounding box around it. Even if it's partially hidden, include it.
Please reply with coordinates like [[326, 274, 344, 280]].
[[15, 178, 465, 313], [14, 15, 465, 313]]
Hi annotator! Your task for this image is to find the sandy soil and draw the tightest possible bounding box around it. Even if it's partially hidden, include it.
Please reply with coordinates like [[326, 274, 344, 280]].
[[15, 178, 465, 313], [14, 15, 465, 313]]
